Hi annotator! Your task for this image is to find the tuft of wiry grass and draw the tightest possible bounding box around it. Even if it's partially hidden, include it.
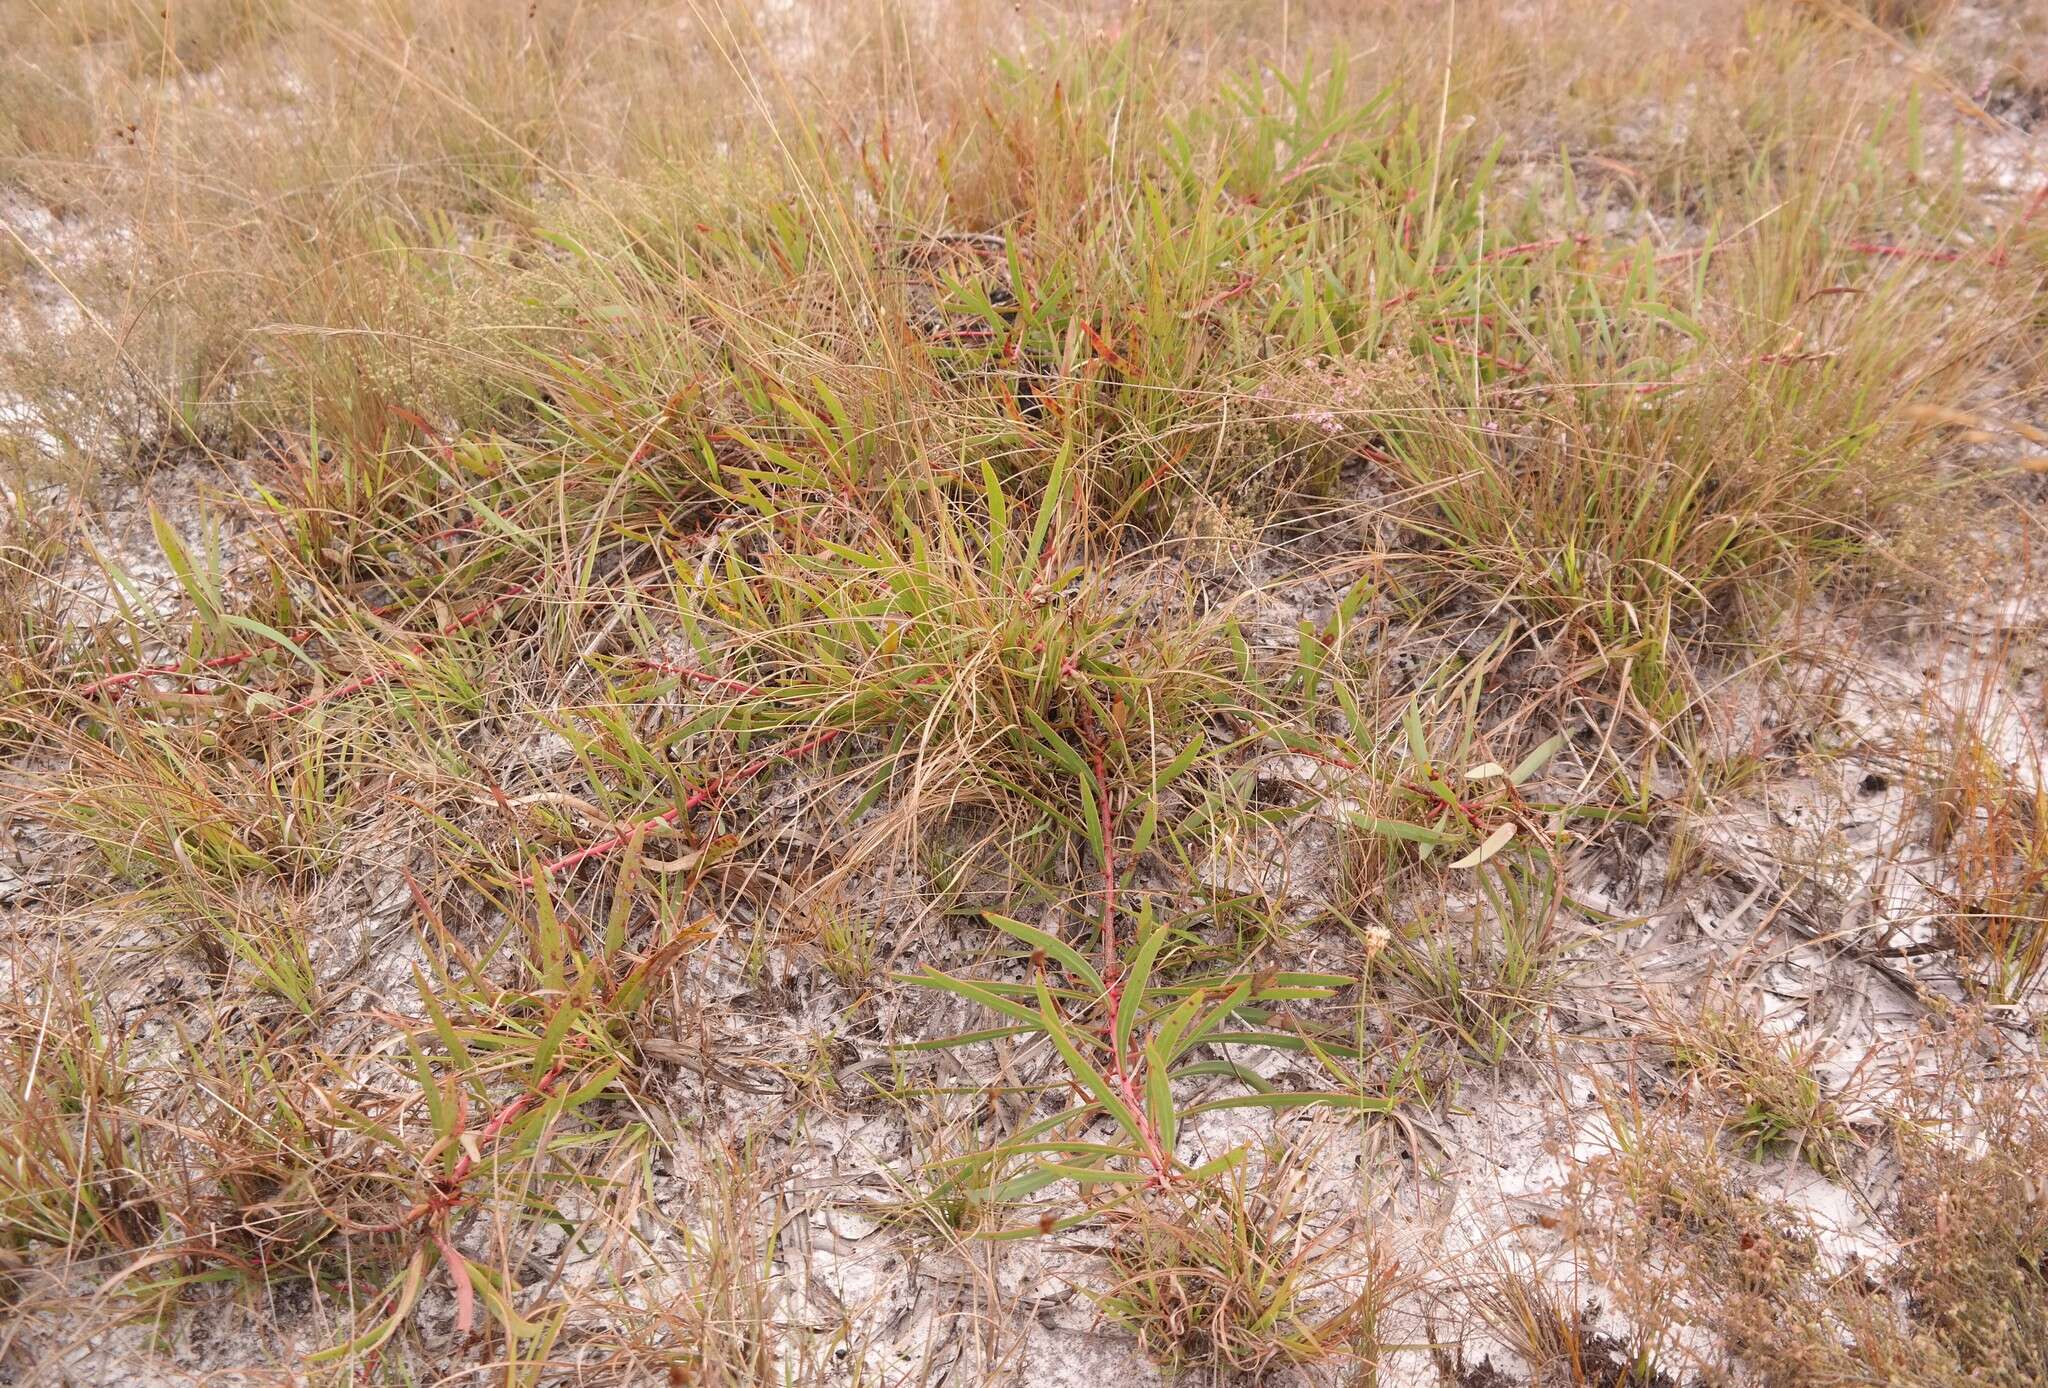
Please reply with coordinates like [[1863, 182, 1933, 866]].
[[1452, 1243, 1676, 1388], [1361, 851, 1573, 1067], [1922, 711, 2048, 1010], [1093, 1154, 1399, 1378], [1889, 1070, 2048, 1386], [1569, 1059, 2048, 1388], [1658, 995, 1861, 1177], [0, 966, 160, 1264]]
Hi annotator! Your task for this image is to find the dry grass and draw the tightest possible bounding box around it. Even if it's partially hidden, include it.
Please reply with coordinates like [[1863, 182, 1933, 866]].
[[1, 0, 2046, 1382], [1567, 1052, 2048, 1387]]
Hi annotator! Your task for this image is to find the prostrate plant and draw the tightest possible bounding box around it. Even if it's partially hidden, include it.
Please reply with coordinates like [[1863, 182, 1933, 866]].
[[1348, 682, 1568, 872], [1094, 1151, 1398, 1378]]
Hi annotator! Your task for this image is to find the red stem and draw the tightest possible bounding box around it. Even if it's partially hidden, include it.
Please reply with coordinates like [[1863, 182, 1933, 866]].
[[80, 648, 260, 696], [267, 585, 525, 719], [629, 659, 766, 697], [516, 723, 845, 886], [355, 1044, 580, 1237], [1089, 730, 1119, 979]]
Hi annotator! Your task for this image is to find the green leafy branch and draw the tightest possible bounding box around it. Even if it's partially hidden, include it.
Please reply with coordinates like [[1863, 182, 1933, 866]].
[[905, 908, 1390, 1235]]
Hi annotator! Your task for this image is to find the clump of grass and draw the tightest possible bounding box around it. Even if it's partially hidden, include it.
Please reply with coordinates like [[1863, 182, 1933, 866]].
[[36, 708, 344, 889], [1571, 1089, 2048, 1388], [0, 46, 95, 169], [1853, 0, 1959, 38], [652, 1144, 799, 1387], [1363, 852, 1571, 1067], [1379, 220, 2014, 717], [1094, 1156, 1396, 1378], [8, 0, 284, 77], [1455, 1249, 1676, 1388], [0, 969, 161, 1263], [1661, 998, 1860, 1177], [904, 906, 1391, 1225], [1889, 1078, 2048, 1385], [1923, 715, 2048, 1010]]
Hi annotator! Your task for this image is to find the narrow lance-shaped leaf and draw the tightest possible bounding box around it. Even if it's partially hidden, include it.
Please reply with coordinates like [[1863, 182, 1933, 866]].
[[1350, 813, 1453, 845], [1185, 1091, 1397, 1116], [981, 458, 1009, 567], [1114, 910, 1169, 1058], [1023, 437, 1071, 578], [1022, 709, 1103, 860], [1131, 734, 1204, 859], [902, 968, 1047, 1030], [1510, 732, 1567, 786], [1449, 821, 1516, 869], [1144, 1038, 1177, 1153], [1036, 977, 1142, 1140], [987, 913, 1105, 996]]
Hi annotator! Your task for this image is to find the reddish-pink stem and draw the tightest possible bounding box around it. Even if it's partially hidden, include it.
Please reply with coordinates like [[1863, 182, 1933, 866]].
[[1429, 334, 1532, 376], [80, 649, 259, 696], [268, 585, 524, 719], [629, 659, 766, 697], [517, 723, 845, 886]]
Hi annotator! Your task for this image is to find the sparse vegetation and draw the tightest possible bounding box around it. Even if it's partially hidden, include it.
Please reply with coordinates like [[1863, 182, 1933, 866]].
[[1, 0, 2045, 1383]]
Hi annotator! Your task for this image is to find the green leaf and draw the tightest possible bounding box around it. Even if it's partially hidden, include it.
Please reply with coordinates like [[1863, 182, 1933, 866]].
[[413, 967, 476, 1081], [407, 1034, 449, 1137], [986, 913, 1104, 996], [220, 614, 317, 672], [1114, 913, 1169, 1058], [1334, 573, 1375, 630], [1151, 733, 1206, 794], [898, 1024, 1033, 1051], [150, 507, 226, 636], [1184, 1091, 1395, 1116], [1022, 711, 1103, 859], [1510, 732, 1567, 786], [981, 458, 1009, 563], [463, 1258, 550, 1339], [902, 968, 1046, 1030], [1186, 1147, 1251, 1180], [531, 1001, 580, 1084], [1171, 1059, 1275, 1091], [1037, 977, 1141, 1139], [1180, 977, 1254, 1053], [1023, 437, 1071, 578], [1153, 992, 1204, 1065], [1032, 1161, 1148, 1184], [307, 1246, 429, 1364], [1132, 734, 1204, 859], [991, 1165, 1073, 1201], [1296, 620, 1329, 697], [1403, 698, 1430, 768], [1129, 800, 1164, 865], [1203, 1029, 1363, 1060], [959, 1140, 1140, 1164], [1334, 679, 1371, 746], [1349, 814, 1453, 845], [1144, 1039, 1177, 1152]]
